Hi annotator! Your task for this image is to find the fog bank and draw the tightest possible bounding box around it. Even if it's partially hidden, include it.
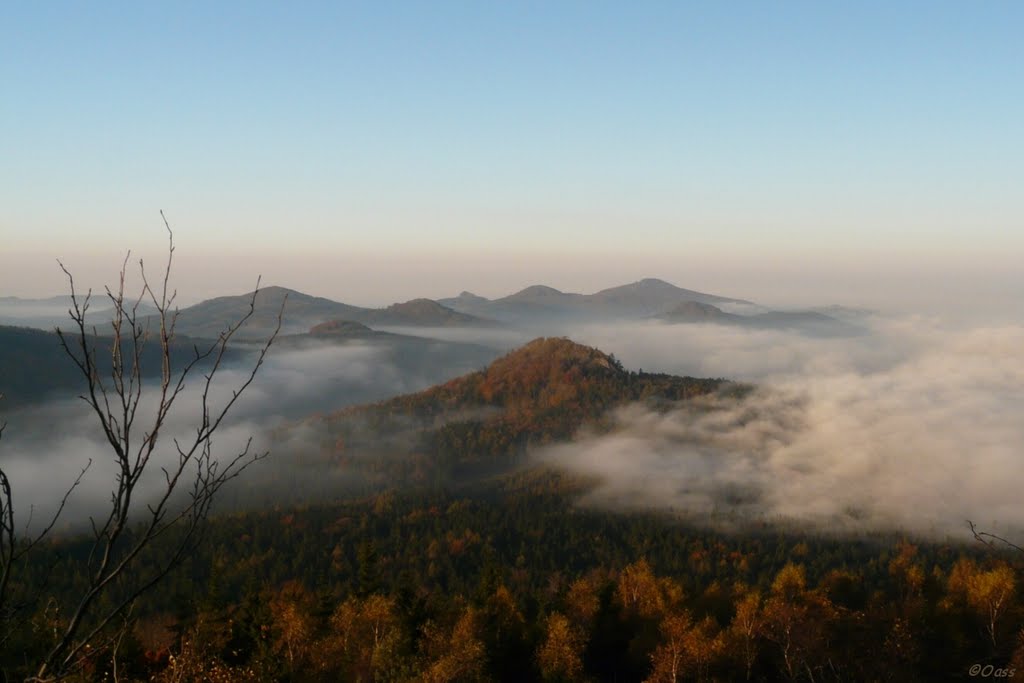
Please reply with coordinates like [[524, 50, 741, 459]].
[[538, 320, 1024, 538]]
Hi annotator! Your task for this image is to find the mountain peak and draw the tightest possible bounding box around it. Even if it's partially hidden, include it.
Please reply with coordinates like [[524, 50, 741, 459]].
[[497, 337, 621, 372], [637, 277, 674, 287], [353, 298, 495, 327], [601, 278, 681, 294], [255, 285, 296, 295], [467, 337, 625, 407], [385, 298, 448, 313], [239, 286, 345, 307], [252, 285, 308, 298], [589, 279, 750, 312], [512, 285, 565, 298]]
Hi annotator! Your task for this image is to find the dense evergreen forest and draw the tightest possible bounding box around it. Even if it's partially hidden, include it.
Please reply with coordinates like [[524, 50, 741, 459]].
[[10, 475, 1022, 682], [3, 338, 1021, 681]]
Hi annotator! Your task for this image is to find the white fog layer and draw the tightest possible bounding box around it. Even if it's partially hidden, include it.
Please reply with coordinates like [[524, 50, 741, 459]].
[[537, 319, 1024, 536]]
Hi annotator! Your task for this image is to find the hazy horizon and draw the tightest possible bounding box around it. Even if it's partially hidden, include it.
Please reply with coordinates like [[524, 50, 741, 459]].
[[2, 245, 1022, 322], [3, 3, 1022, 321]]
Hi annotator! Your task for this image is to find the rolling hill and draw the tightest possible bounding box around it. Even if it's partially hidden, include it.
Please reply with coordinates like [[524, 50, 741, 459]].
[[585, 278, 750, 314], [165, 288, 494, 339], [439, 278, 751, 323], [656, 300, 863, 336], [0, 325, 238, 410], [289, 337, 735, 489], [350, 298, 497, 327], [158, 286, 365, 338], [0, 326, 86, 408]]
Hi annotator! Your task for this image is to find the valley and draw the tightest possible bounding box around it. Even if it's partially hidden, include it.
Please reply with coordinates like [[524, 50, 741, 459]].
[[2, 278, 1021, 681]]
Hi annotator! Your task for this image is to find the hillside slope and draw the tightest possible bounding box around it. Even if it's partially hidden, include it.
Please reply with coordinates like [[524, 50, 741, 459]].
[[348, 298, 497, 327], [164, 286, 366, 338], [656, 301, 863, 336], [292, 338, 735, 489], [0, 325, 236, 409]]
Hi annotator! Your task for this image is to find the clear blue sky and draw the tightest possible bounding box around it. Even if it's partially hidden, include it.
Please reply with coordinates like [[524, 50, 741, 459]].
[[2, 2, 1022, 308]]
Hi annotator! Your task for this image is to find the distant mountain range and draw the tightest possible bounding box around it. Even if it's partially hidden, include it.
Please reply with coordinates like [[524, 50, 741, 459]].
[[131, 279, 759, 338], [4, 278, 866, 340], [150, 287, 497, 339], [439, 278, 751, 323], [0, 295, 79, 308]]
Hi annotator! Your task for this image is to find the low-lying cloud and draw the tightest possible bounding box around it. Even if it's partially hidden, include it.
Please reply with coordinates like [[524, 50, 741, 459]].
[[0, 339, 476, 531], [5, 307, 1024, 543], [537, 320, 1024, 538], [560, 314, 944, 381]]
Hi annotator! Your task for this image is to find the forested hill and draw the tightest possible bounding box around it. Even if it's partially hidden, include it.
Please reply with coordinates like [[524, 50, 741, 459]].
[[0, 325, 238, 410], [289, 338, 739, 490], [325, 336, 732, 422]]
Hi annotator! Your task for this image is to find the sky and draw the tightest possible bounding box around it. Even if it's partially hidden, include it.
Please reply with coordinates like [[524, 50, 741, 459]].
[[2, 2, 1022, 311]]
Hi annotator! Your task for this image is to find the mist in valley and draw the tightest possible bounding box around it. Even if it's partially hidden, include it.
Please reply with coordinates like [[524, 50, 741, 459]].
[[524, 311, 1024, 539], [0, 335, 499, 531], [376, 300, 1024, 542], [2, 285, 1022, 547]]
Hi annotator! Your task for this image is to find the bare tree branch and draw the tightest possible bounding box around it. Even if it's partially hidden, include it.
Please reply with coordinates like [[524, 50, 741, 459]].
[[968, 520, 1024, 555], [0, 215, 287, 682]]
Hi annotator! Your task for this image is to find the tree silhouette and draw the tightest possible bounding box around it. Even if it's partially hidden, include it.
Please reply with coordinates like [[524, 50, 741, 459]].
[[0, 214, 283, 681]]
